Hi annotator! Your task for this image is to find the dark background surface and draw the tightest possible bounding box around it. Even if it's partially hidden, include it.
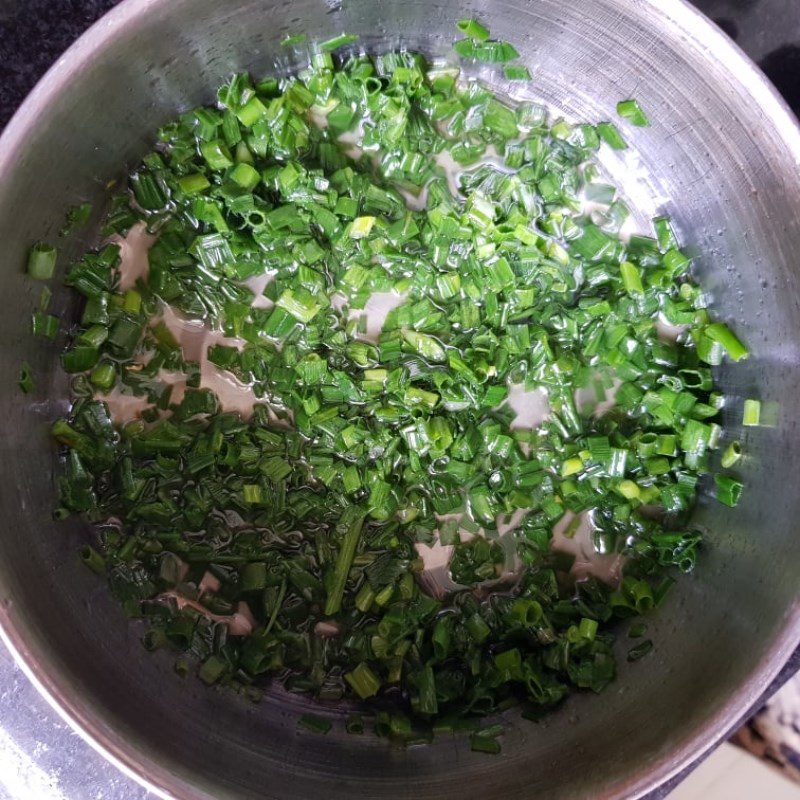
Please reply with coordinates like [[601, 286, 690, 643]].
[[1, 0, 800, 127], [0, 0, 798, 797]]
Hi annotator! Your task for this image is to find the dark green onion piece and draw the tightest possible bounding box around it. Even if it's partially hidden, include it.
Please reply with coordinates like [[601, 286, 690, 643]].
[[627, 640, 653, 662], [90, 362, 117, 390], [80, 544, 106, 574], [345, 662, 381, 699], [174, 658, 190, 679], [715, 474, 744, 508], [475, 723, 503, 739], [18, 363, 34, 394], [470, 734, 501, 754], [454, 39, 520, 62], [705, 322, 749, 362], [199, 655, 228, 685], [345, 715, 364, 735], [628, 622, 647, 639], [299, 714, 333, 734], [61, 202, 93, 236], [43, 29, 748, 741], [325, 510, 366, 615], [32, 312, 59, 340]]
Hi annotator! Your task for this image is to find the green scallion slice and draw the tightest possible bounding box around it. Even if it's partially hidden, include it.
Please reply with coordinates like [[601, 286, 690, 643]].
[[617, 99, 650, 127], [27, 243, 57, 280], [742, 399, 761, 426], [456, 18, 490, 41]]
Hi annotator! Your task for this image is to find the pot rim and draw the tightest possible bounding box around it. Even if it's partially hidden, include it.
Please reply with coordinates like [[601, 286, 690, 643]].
[[1, 1, 800, 798]]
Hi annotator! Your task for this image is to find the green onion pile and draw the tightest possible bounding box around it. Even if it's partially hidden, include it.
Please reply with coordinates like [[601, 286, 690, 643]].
[[36, 22, 751, 747]]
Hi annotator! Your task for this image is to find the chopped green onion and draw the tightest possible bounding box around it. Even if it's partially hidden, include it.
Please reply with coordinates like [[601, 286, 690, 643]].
[[298, 714, 332, 734], [579, 617, 598, 641], [628, 622, 647, 639], [229, 163, 261, 190], [32, 312, 59, 340], [199, 655, 228, 685], [349, 216, 376, 239], [79, 544, 106, 574], [60, 202, 93, 236], [276, 289, 322, 323], [617, 99, 650, 127], [39, 286, 52, 311], [721, 441, 742, 468], [90, 362, 117, 390], [43, 30, 749, 743], [597, 121, 627, 150], [242, 484, 264, 504], [200, 139, 234, 170], [320, 33, 359, 52], [704, 322, 749, 361], [503, 64, 531, 81], [18, 363, 35, 394], [663, 248, 691, 276], [345, 662, 381, 699], [653, 216, 679, 251], [456, 18, 490, 41], [325, 511, 365, 615], [715, 474, 744, 507], [27, 243, 57, 280], [177, 173, 211, 194], [454, 39, 520, 62], [345, 715, 364, 735], [742, 399, 761, 426], [470, 734, 501, 754]]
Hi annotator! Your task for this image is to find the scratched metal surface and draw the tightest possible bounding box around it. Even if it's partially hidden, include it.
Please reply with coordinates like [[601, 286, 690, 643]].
[[0, 1, 798, 799], [0, 647, 150, 800]]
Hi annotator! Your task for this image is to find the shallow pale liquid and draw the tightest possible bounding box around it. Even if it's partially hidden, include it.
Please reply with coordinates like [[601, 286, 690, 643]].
[[109, 227, 260, 421], [243, 271, 275, 310], [417, 503, 625, 597], [574, 374, 622, 419], [99, 368, 186, 421], [354, 291, 407, 344], [434, 148, 464, 198], [160, 592, 257, 637], [110, 222, 157, 291], [551, 510, 626, 586], [159, 306, 259, 419], [507, 384, 551, 429], [415, 528, 458, 598]]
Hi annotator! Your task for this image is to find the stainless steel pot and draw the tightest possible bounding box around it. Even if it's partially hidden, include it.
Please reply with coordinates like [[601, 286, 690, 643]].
[[1, 0, 799, 797]]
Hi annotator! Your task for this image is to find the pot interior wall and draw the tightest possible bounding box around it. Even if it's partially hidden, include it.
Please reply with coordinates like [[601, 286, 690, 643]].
[[0, 1, 799, 798]]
